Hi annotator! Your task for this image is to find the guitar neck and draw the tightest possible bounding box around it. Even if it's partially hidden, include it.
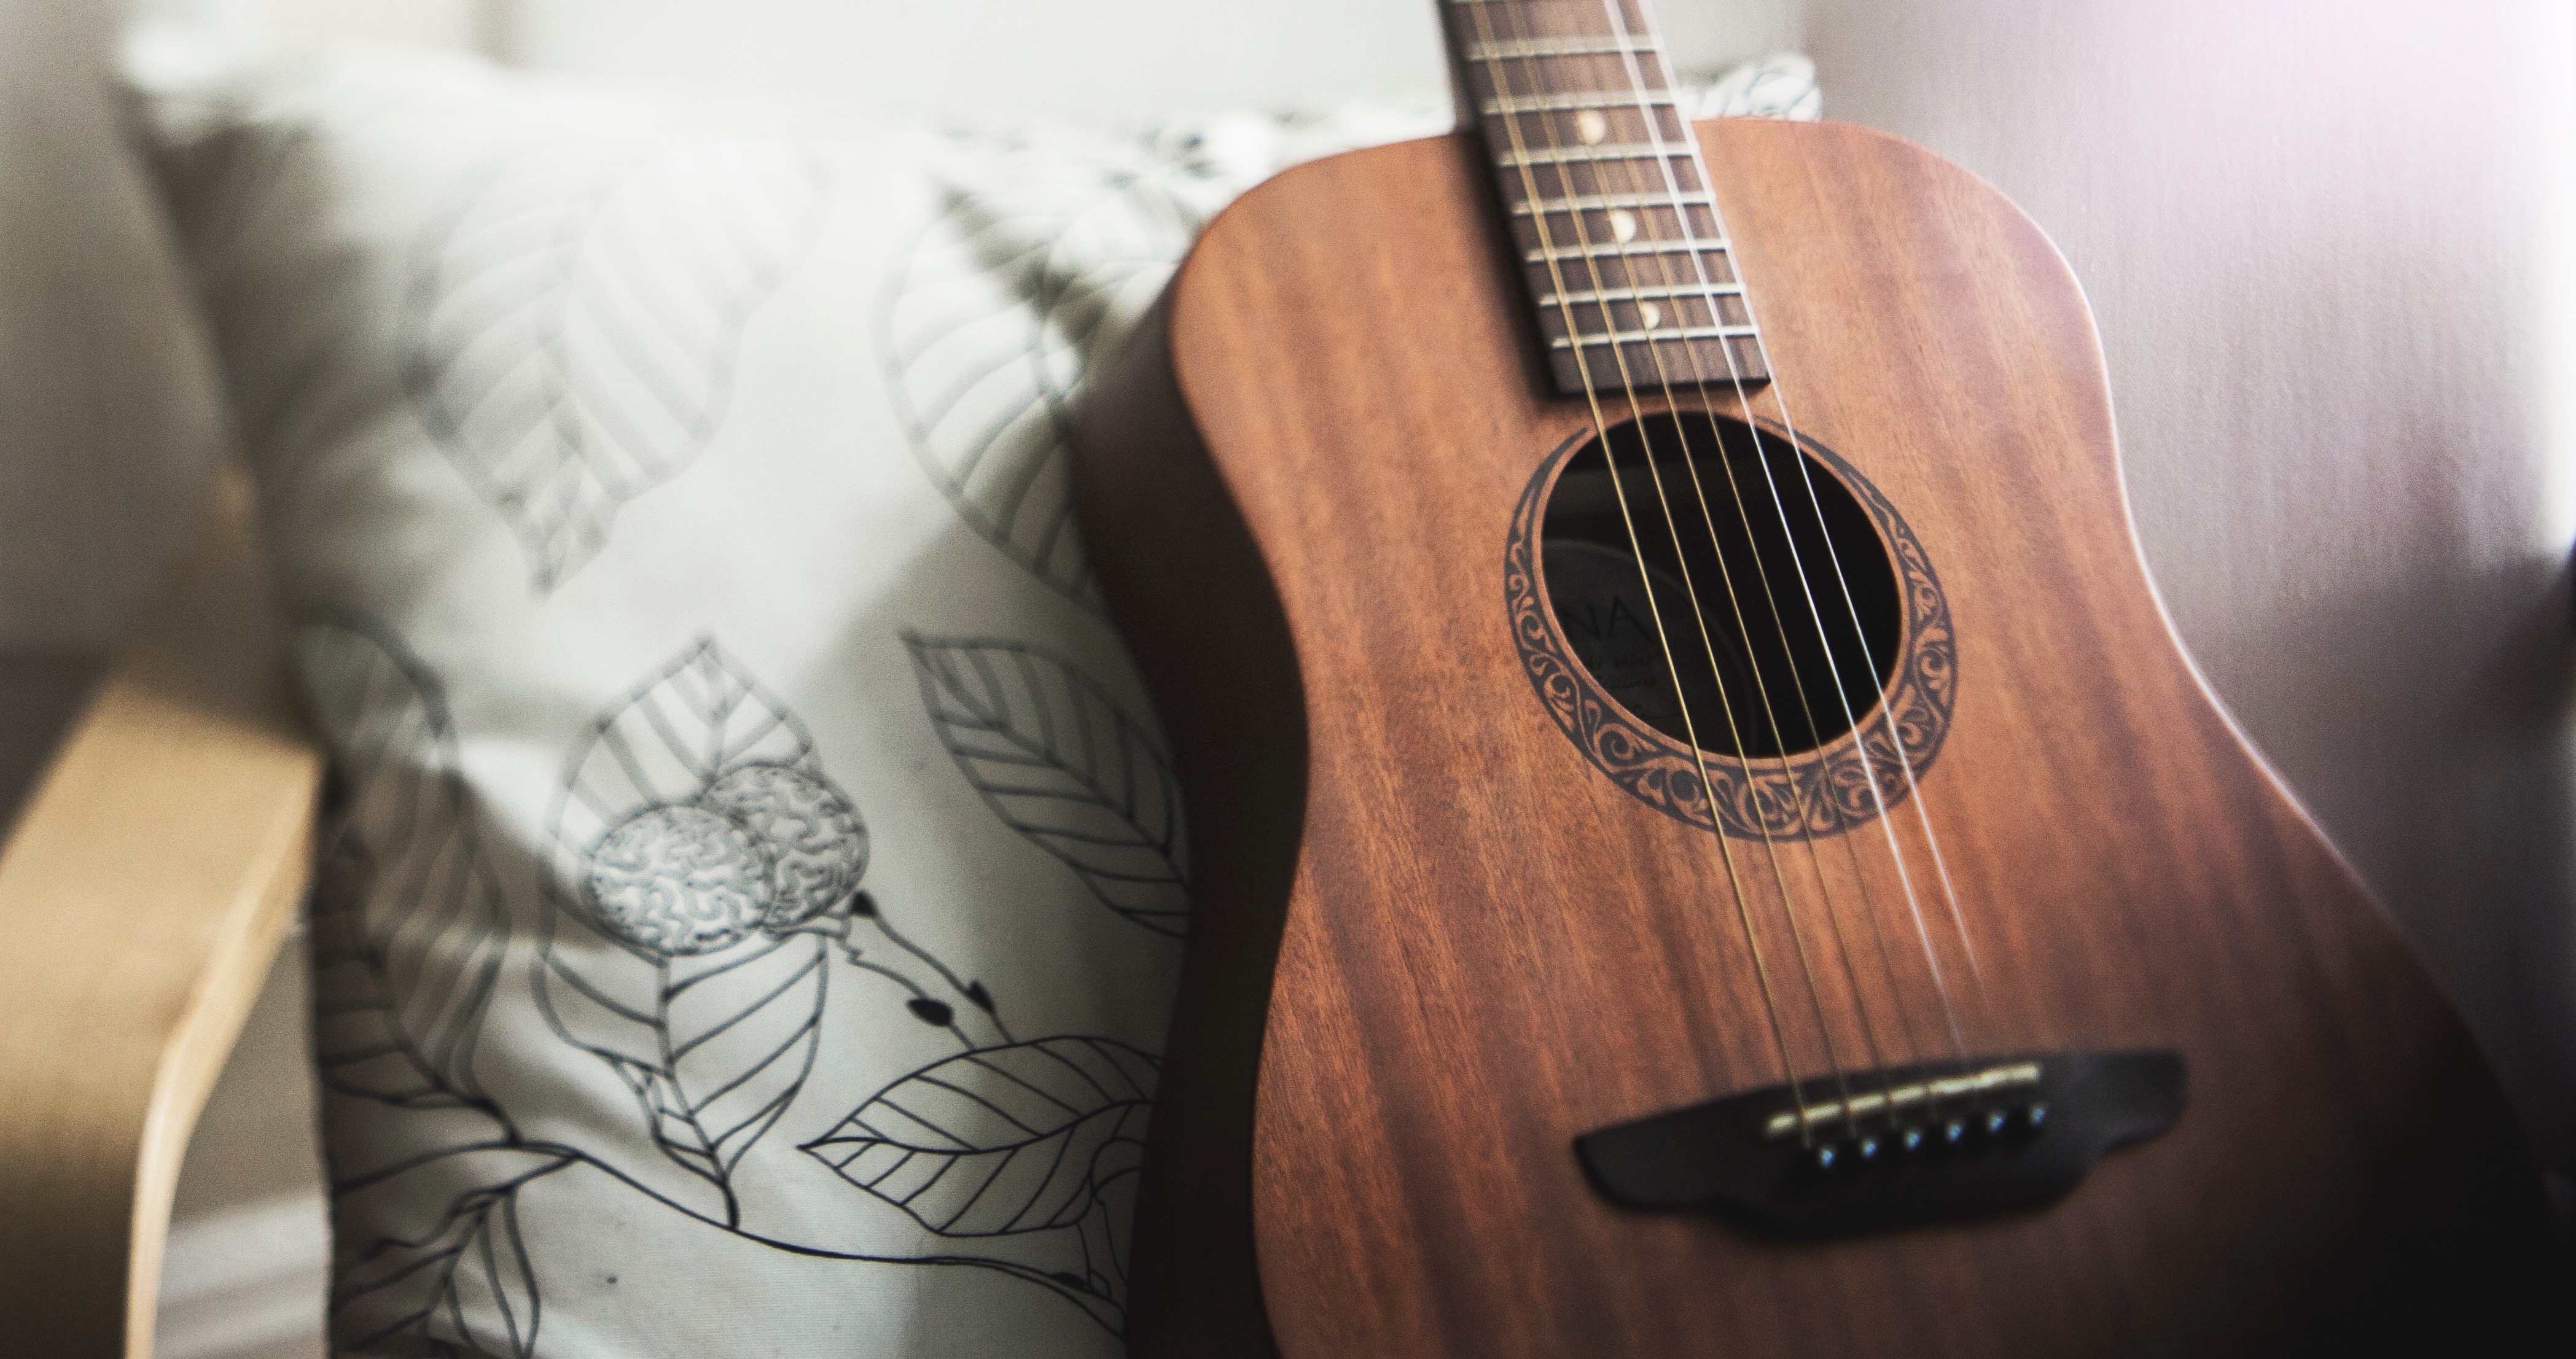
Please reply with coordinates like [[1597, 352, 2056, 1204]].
[[1440, 0, 1769, 394]]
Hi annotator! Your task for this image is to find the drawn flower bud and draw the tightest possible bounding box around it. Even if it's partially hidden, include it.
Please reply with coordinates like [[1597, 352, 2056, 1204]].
[[587, 804, 775, 954], [704, 763, 866, 928]]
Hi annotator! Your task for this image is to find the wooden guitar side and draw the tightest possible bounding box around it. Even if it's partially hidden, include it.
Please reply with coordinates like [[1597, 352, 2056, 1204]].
[[1073, 119, 2551, 1359]]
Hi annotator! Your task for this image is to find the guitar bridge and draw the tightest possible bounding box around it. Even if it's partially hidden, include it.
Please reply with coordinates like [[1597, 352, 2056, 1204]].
[[1575, 1050, 2185, 1238]]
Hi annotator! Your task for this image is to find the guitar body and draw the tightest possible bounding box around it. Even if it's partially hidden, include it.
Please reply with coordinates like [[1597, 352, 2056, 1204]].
[[1073, 119, 2548, 1358]]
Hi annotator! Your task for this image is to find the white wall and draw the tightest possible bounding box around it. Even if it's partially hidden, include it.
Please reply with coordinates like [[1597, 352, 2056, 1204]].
[[1804, 0, 2576, 1169], [500, 0, 1798, 123]]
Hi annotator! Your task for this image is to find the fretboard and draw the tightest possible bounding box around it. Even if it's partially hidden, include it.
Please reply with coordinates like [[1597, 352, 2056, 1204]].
[[1442, 0, 1769, 395]]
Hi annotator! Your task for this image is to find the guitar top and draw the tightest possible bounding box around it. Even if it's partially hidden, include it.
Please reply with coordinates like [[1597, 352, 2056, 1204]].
[[1072, 2, 2555, 1354]]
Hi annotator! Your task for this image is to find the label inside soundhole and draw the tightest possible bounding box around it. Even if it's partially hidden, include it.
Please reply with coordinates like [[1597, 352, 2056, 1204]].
[[1541, 540, 1739, 741]]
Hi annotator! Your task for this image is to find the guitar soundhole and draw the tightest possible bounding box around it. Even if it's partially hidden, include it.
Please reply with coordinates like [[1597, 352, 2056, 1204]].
[[1537, 412, 1902, 758]]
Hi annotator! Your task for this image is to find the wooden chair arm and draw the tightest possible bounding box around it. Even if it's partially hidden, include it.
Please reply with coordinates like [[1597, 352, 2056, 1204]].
[[0, 465, 324, 1357]]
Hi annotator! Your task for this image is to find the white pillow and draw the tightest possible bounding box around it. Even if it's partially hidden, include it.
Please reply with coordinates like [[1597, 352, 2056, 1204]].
[[125, 33, 1817, 1357]]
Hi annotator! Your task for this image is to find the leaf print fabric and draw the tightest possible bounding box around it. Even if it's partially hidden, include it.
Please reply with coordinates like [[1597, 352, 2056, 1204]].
[[806, 1037, 1157, 1239], [330, 1143, 571, 1358], [302, 621, 510, 1110], [880, 137, 1206, 610], [295, 625, 580, 1355], [548, 639, 854, 946], [124, 29, 1818, 1358], [407, 137, 830, 591], [906, 633, 1187, 937], [540, 641, 844, 1218]]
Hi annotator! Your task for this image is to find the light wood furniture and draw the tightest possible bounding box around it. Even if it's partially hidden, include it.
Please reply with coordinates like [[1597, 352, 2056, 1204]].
[[0, 465, 323, 1357]]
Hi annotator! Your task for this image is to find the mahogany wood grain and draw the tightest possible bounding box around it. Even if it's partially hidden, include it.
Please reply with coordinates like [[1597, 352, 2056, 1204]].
[[1073, 119, 2551, 1358]]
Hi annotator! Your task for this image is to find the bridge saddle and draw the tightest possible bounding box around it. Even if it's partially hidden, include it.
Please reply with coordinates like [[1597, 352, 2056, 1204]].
[[1575, 1050, 2185, 1238]]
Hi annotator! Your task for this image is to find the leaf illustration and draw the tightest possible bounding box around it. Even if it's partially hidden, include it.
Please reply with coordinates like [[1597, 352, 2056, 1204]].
[[406, 135, 829, 590], [548, 637, 838, 890], [297, 622, 509, 1110], [331, 1144, 574, 1359], [902, 634, 1187, 937], [539, 638, 859, 1215], [803, 1037, 1157, 1238], [881, 141, 1204, 607], [537, 911, 827, 1220]]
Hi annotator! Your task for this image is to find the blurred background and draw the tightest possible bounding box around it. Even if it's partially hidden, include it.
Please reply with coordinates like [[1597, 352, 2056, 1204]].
[[3, 1, 2570, 1354]]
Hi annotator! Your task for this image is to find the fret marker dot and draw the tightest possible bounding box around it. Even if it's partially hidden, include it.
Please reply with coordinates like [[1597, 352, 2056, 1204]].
[[1576, 109, 1610, 146], [1610, 209, 1638, 243], [1639, 302, 1663, 330]]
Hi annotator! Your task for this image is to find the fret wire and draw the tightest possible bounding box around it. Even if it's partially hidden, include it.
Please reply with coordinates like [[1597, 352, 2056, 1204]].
[[1510, 191, 1714, 214], [1538, 290, 1729, 321], [1524, 239, 1731, 262], [1496, 142, 1698, 168], [1478, 104, 1690, 148], [1550, 324, 1759, 349], [1539, 281, 1743, 306], [1481, 90, 1678, 115], [1464, 36, 1658, 61]]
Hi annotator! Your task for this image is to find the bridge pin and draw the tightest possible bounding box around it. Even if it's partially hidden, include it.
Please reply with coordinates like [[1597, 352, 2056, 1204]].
[[1943, 1118, 1967, 1145], [2024, 1102, 2050, 1132], [1983, 1110, 2010, 1136], [1856, 1135, 1881, 1161], [1813, 1142, 1841, 1172], [1900, 1126, 1927, 1153]]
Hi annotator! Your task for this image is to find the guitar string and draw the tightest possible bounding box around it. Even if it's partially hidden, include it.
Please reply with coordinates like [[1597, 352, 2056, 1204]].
[[1547, 0, 1930, 1105], [1607, 0, 2002, 1057], [1486, 0, 1894, 1134], [1545, 0, 1921, 1083], [1461, 0, 1832, 1133], [1566, 1, 1955, 1098], [1751, 290, 2003, 1046], [1649, 29, 2009, 1050]]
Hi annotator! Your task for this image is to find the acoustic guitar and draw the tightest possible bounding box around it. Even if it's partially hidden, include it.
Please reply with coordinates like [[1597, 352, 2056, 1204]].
[[1072, 1, 2556, 1353]]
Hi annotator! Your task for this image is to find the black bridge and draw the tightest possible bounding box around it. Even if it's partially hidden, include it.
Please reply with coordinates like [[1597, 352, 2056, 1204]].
[[1575, 1050, 2185, 1238]]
